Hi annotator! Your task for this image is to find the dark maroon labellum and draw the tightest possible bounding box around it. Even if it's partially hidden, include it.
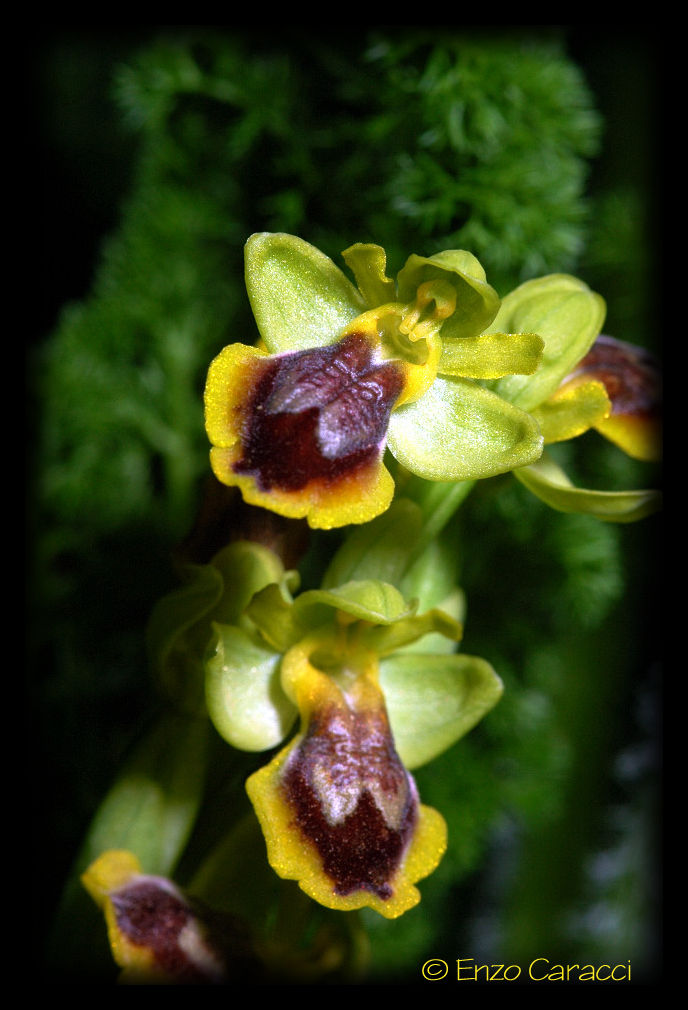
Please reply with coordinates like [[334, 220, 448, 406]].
[[111, 880, 224, 983], [574, 335, 661, 419], [281, 701, 418, 900], [234, 333, 404, 492]]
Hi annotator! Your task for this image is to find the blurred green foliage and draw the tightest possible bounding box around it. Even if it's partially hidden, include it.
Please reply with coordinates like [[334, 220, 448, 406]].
[[32, 28, 659, 983]]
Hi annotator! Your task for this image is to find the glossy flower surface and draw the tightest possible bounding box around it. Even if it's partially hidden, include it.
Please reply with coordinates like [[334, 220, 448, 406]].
[[204, 571, 503, 917], [246, 634, 446, 918], [205, 233, 545, 528]]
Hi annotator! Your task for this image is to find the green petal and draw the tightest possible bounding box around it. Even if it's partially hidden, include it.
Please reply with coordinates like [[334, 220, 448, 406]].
[[245, 232, 365, 352], [439, 330, 544, 379], [341, 242, 397, 307], [388, 375, 544, 481], [486, 274, 606, 410], [294, 580, 416, 629], [244, 580, 300, 653], [205, 624, 296, 751], [380, 652, 503, 770], [514, 453, 662, 523], [362, 608, 462, 657], [396, 250, 500, 340]]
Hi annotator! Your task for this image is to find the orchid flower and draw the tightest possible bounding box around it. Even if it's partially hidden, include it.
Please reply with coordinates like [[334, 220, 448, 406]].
[[205, 233, 546, 529]]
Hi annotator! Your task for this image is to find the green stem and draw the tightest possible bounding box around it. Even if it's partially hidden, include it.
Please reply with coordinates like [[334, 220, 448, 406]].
[[403, 477, 475, 560]]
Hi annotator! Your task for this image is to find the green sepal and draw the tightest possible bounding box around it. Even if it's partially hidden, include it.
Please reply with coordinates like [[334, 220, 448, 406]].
[[244, 579, 300, 653], [388, 374, 543, 481], [146, 541, 287, 711], [397, 538, 466, 655], [439, 330, 544, 379], [205, 623, 296, 751], [380, 652, 504, 769], [396, 249, 500, 340], [146, 562, 225, 709], [486, 274, 606, 410], [244, 232, 365, 352], [514, 453, 662, 523], [341, 242, 397, 307], [210, 541, 287, 624]]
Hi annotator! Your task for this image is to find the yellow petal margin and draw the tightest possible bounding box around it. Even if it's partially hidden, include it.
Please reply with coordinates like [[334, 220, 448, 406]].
[[245, 638, 447, 918], [204, 341, 396, 529], [82, 851, 159, 978]]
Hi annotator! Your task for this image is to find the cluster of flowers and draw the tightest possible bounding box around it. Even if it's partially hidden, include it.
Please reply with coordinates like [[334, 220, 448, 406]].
[[82, 234, 660, 982]]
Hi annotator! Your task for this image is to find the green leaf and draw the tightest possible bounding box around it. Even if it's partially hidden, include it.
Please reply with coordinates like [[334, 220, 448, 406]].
[[244, 232, 365, 352], [514, 453, 662, 523], [486, 274, 606, 410], [380, 652, 503, 769], [396, 249, 500, 340], [46, 711, 211, 975], [388, 375, 543, 481], [205, 624, 296, 751], [73, 711, 210, 876]]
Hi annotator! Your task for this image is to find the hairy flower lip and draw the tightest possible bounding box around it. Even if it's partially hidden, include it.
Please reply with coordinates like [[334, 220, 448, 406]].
[[280, 695, 419, 900], [205, 339, 399, 529], [233, 332, 405, 491], [245, 633, 447, 918]]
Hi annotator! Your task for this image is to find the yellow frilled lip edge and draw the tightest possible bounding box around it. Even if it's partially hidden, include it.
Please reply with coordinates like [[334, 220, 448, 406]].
[[204, 340, 401, 530], [244, 641, 447, 919], [81, 851, 159, 977], [245, 742, 447, 919]]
